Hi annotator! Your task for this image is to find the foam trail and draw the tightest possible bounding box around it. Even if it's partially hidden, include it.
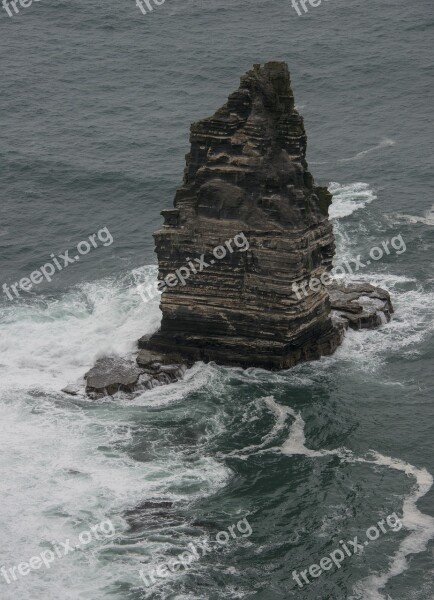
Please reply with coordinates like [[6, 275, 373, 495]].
[[392, 203, 434, 226], [350, 452, 434, 600], [264, 397, 352, 460], [222, 396, 293, 459], [222, 397, 352, 460], [338, 139, 395, 163], [250, 397, 434, 599], [310, 139, 395, 165]]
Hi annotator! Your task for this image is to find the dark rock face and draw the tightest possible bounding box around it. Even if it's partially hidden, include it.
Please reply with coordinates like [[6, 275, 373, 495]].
[[144, 62, 345, 369]]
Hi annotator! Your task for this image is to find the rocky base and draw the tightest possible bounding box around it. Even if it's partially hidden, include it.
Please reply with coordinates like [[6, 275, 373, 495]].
[[142, 319, 344, 371], [70, 280, 392, 399], [139, 280, 393, 371]]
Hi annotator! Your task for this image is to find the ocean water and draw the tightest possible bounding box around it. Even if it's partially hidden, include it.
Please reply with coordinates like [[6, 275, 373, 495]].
[[0, 0, 433, 599]]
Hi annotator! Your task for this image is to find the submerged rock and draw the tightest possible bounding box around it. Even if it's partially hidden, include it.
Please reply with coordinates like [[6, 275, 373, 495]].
[[123, 500, 183, 533], [142, 61, 392, 370]]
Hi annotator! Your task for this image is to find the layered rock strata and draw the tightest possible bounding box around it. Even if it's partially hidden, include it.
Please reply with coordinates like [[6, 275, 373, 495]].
[[76, 62, 394, 399], [144, 62, 349, 369]]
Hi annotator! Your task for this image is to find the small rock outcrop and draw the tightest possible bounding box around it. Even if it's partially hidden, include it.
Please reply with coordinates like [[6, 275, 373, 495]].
[[329, 282, 393, 330], [85, 357, 143, 397], [84, 354, 187, 398]]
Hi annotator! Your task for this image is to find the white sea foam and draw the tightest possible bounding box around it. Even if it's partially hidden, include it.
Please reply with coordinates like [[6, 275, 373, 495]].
[[328, 182, 377, 220], [0, 267, 161, 391], [264, 396, 351, 460], [328, 282, 434, 372], [0, 267, 231, 600], [324, 181, 434, 371]]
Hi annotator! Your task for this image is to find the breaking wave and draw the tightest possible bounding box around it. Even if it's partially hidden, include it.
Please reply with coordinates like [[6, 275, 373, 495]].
[[328, 182, 377, 220]]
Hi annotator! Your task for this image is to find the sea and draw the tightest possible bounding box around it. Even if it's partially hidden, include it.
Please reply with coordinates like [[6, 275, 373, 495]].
[[0, 0, 433, 598]]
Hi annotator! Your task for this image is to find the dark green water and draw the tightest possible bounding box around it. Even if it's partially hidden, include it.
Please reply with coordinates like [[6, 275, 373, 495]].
[[0, 0, 433, 598]]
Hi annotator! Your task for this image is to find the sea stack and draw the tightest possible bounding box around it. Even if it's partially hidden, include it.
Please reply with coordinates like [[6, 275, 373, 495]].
[[143, 62, 352, 369], [79, 61, 393, 397]]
